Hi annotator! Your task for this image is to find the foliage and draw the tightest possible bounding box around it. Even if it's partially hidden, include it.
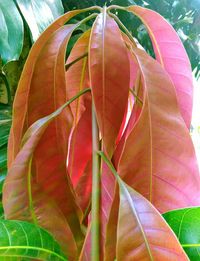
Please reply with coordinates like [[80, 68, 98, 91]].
[[0, 2, 199, 260], [163, 207, 200, 261]]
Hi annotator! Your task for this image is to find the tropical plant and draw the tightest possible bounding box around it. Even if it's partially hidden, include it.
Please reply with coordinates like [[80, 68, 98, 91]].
[[1, 3, 200, 261]]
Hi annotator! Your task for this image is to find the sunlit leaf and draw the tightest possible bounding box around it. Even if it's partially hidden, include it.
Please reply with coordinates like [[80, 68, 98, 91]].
[[89, 9, 130, 157], [0, 219, 67, 260], [117, 46, 200, 213], [163, 207, 200, 261], [117, 179, 188, 260], [127, 5, 194, 128]]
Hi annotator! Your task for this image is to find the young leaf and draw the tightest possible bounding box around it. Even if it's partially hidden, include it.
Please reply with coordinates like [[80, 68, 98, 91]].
[[163, 207, 200, 261], [89, 8, 130, 157], [3, 89, 90, 259], [127, 5, 193, 128], [117, 180, 189, 260], [8, 9, 84, 167], [16, 0, 64, 41], [65, 30, 90, 121], [0, 219, 67, 261], [98, 151, 189, 260], [0, 0, 24, 64], [117, 46, 200, 213]]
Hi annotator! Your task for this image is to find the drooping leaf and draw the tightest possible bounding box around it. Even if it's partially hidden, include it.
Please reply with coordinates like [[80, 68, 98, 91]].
[[117, 46, 200, 213], [117, 180, 188, 260], [65, 30, 90, 121], [8, 9, 85, 167], [0, 219, 67, 261], [16, 0, 64, 41], [68, 97, 92, 189], [127, 5, 194, 128], [163, 207, 200, 261], [89, 8, 130, 157], [3, 89, 90, 259], [0, 0, 24, 64], [66, 30, 92, 193]]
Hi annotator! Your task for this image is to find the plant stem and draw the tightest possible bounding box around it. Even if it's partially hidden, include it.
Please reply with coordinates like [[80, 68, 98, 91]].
[[91, 102, 100, 261], [65, 52, 88, 70]]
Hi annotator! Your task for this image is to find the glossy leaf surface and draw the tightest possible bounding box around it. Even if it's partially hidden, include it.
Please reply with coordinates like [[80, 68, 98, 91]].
[[128, 5, 194, 128], [0, 219, 67, 260], [0, 0, 23, 64], [117, 47, 200, 213], [163, 207, 200, 261], [16, 0, 64, 41], [117, 180, 188, 260], [89, 10, 130, 157]]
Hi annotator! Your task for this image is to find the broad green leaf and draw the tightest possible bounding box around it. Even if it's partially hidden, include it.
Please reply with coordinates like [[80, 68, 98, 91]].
[[16, 0, 64, 41], [163, 207, 200, 261], [0, 0, 24, 64], [89, 8, 130, 157], [0, 219, 67, 260]]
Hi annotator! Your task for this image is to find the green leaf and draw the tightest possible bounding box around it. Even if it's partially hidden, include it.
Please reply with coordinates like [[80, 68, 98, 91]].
[[0, 219, 67, 260], [16, 0, 64, 41], [0, 0, 24, 64], [163, 207, 200, 261], [0, 117, 11, 195]]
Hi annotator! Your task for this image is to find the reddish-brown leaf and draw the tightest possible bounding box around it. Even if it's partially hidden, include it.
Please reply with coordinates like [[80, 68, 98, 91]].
[[89, 10, 130, 157], [3, 106, 79, 260], [8, 9, 83, 167], [127, 6, 193, 128], [118, 47, 200, 213], [117, 180, 189, 260]]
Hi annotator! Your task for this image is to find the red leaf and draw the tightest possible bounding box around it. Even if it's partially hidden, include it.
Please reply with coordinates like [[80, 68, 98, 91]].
[[8, 9, 83, 167], [3, 106, 79, 260], [128, 6, 193, 128], [89, 11, 130, 157], [117, 180, 188, 260], [118, 47, 200, 213]]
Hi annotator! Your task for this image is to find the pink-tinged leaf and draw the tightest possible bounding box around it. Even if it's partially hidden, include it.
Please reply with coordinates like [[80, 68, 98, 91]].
[[128, 6, 193, 128], [3, 103, 80, 260], [117, 180, 189, 260], [21, 26, 84, 244], [118, 47, 200, 213], [75, 159, 92, 213], [68, 96, 92, 189], [65, 30, 91, 122], [89, 10, 130, 157], [8, 9, 84, 167]]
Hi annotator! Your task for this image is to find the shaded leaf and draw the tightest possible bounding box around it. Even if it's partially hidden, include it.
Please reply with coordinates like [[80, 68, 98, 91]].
[[0, 0, 23, 64], [16, 0, 64, 41], [127, 5, 194, 128], [0, 219, 67, 260], [163, 207, 200, 261], [89, 9, 130, 157]]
